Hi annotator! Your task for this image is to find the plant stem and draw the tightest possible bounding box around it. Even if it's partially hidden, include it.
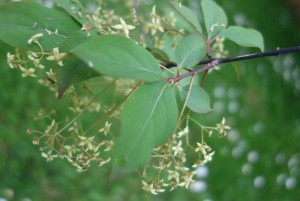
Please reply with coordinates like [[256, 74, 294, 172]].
[[166, 46, 300, 83]]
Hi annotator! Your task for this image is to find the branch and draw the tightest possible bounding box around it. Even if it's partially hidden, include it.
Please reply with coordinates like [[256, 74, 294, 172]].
[[166, 46, 300, 83]]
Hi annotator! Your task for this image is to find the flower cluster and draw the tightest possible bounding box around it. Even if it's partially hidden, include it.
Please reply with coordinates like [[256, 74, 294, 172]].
[[212, 37, 229, 58], [29, 107, 114, 172], [28, 80, 115, 172], [7, 32, 67, 84], [140, 117, 230, 194], [147, 6, 164, 35]]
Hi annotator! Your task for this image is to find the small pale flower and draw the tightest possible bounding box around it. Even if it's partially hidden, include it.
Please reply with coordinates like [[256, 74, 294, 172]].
[[46, 47, 67, 66], [7, 52, 15, 68], [142, 181, 158, 195], [28, 33, 43, 44], [33, 59, 44, 69], [45, 120, 56, 134], [19, 66, 36, 77], [195, 142, 210, 155], [32, 136, 40, 145], [203, 151, 214, 163], [99, 157, 111, 166], [172, 140, 183, 156], [78, 136, 95, 147], [177, 127, 189, 138], [169, 182, 178, 191], [104, 140, 114, 151], [167, 170, 180, 182], [178, 171, 196, 189], [151, 5, 157, 18], [154, 36, 165, 49], [216, 117, 231, 135], [41, 152, 58, 162], [111, 18, 135, 38], [99, 121, 112, 135], [147, 18, 164, 35]]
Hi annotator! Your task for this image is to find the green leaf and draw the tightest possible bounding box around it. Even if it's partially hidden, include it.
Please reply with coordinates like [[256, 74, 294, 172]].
[[59, 30, 97, 52], [71, 35, 163, 82], [0, 2, 80, 51], [175, 33, 207, 68], [112, 81, 178, 172], [55, 0, 90, 25], [182, 84, 212, 113], [169, 1, 202, 32], [219, 26, 264, 51], [201, 0, 227, 39], [149, 48, 170, 63], [55, 56, 100, 98]]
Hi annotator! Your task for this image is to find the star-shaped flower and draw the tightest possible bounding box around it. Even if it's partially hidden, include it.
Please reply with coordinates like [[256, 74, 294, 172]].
[[112, 18, 135, 38]]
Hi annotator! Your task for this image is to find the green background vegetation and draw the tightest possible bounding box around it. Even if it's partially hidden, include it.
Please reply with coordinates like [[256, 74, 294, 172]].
[[0, 0, 299, 200]]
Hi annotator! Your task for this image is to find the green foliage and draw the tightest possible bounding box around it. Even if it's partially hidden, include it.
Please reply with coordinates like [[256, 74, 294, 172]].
[[175, 33, 207, 69], [56, 56, 100, 98], [201, 0, 227, 39], [219, 26, 264, 51], [182, 84, 212, 113], [0, 2, 80, 51], [112, 81, 178, 172], [169, 1, 202, 32], [54, 0, 89, 25], [71, 35, 163, 82]]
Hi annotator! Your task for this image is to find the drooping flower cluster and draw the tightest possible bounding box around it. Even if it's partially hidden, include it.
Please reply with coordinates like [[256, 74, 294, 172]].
[[28, 96, 114, 172], [140, 117, 230, 194]]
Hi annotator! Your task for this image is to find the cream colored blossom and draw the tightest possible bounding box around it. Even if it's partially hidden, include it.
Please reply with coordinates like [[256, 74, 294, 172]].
[[147, 18, 164, 35], [28, 33, 43, 44], [78, 136, 95, 147], [167, 170, 180, 182], [177, 127, 189, 138], [99, 157, 111, 166], [195, 142, 210, 155], [142, 181, 158, 195], [99, 121, 112, 135], [178, 172, 196, 189], [46, 47, 67, 66], [7, 52, 15, 68], [216, 117, 231, 135], [112, 18, 135, 38], [19, 66, 36, 77], [172, 140, 183, 156]]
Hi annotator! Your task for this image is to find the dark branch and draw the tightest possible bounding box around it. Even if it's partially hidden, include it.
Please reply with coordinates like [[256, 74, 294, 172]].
[[166, 46, 300, 83]]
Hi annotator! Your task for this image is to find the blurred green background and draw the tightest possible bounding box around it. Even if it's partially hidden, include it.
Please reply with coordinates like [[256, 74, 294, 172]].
[[0, 0, 299, 200]]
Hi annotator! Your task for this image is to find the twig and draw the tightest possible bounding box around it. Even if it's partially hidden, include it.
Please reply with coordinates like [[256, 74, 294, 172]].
[[166, 46, 300, 83]]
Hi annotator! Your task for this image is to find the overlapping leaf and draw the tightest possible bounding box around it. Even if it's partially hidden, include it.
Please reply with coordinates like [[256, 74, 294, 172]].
[[112, 81, 178, 172], [175, 33, 207, 68], [219, 26, 264, 51], [0, 2, 80, 51], [55, 0, 90, 25], [182, 84, 212, 113], [55, 56, 100, 98], [169, 1, 202, 32], [201, 0, 227, 39], [71, 35, 163, 82]]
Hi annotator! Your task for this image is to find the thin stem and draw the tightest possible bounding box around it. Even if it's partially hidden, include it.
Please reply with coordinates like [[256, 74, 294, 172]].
[[176, 75, 195, 129], [166, 46, 300, 83]]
